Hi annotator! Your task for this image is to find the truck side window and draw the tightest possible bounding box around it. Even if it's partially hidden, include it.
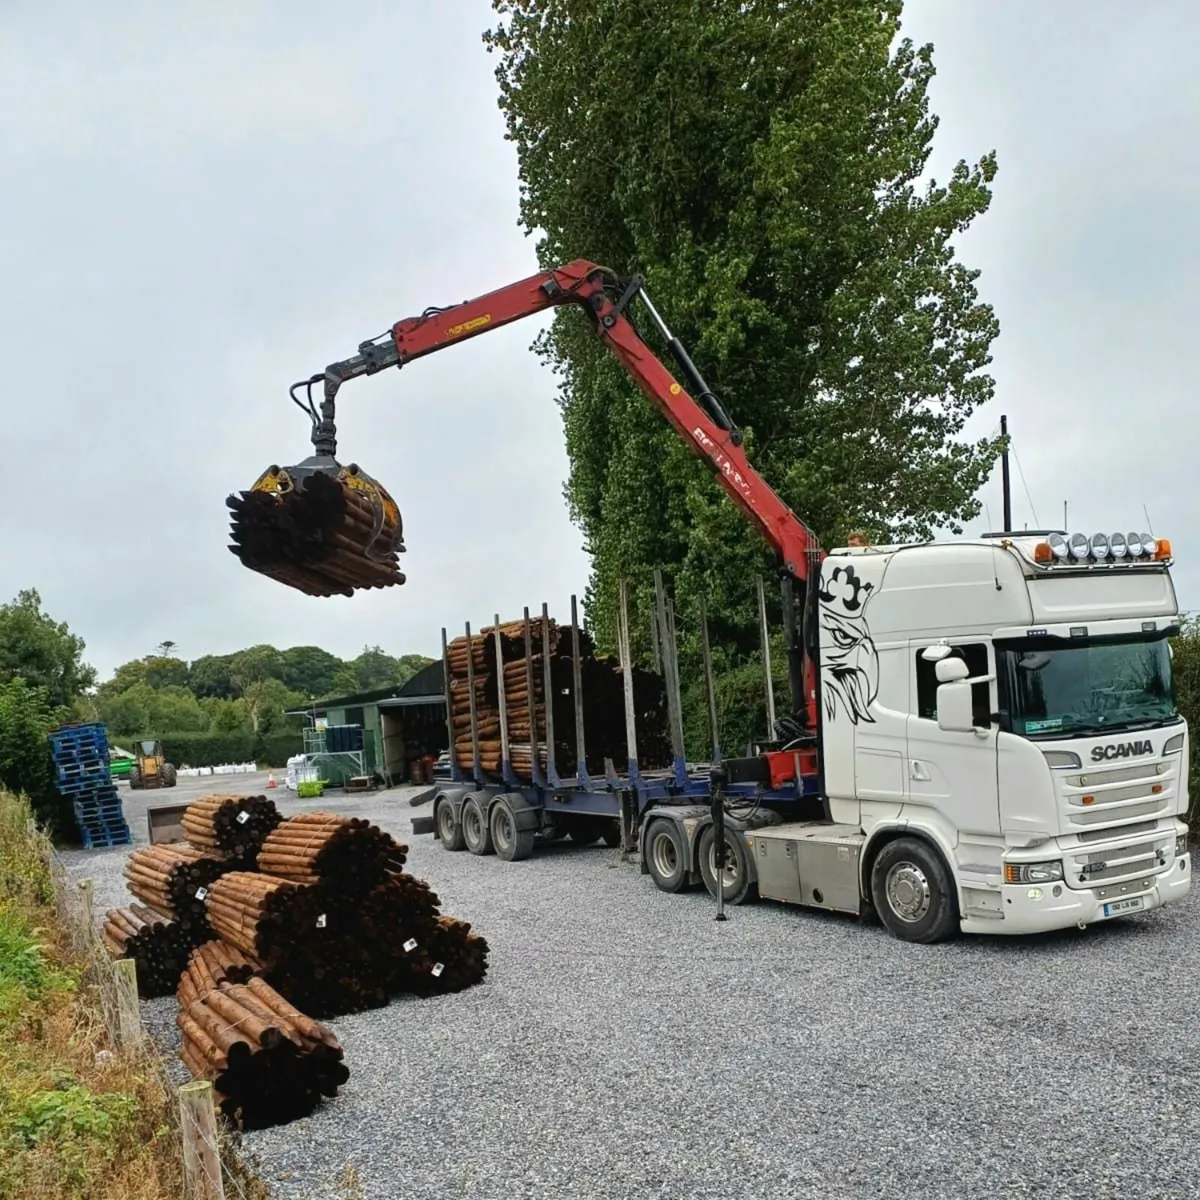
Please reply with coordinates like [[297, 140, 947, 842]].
[[916, 644, 991, 726]]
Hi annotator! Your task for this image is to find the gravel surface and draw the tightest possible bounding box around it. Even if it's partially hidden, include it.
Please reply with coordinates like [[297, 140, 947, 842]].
[[62, 776, 1200, 1199]]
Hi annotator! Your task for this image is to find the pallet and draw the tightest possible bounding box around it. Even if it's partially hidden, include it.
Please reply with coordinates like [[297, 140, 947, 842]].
[[56, 775, 119, 796], [77, 824, 133, 850], [55, 758, 110, 779]]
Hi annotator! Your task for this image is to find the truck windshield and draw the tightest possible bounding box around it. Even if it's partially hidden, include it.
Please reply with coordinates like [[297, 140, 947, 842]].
[[996, 634, 1177, 738]]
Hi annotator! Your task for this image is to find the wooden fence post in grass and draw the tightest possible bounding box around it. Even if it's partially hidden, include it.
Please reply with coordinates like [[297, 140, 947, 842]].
[[112, 958, 143, 1049], [77, 878, 94, 934], [180, 1079, 226, 1200]]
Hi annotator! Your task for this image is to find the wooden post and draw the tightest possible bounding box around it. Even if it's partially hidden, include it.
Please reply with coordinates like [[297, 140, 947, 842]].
[[77, 878, 94, 936], [179, 1079, 226, 1200], [112, 958, 143, 1049]]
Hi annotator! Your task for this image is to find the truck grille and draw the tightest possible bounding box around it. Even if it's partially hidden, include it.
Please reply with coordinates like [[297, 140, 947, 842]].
[[1065, 834, 1173, 889], [1061, 759, 1173, 832]]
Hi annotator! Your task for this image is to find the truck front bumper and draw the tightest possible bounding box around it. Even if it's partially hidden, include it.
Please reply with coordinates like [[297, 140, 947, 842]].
[[959, 853, 1191, 936]]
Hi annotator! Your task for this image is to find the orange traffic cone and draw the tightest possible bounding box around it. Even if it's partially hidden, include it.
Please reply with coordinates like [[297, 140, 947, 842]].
[[266, 770, 277, 789]]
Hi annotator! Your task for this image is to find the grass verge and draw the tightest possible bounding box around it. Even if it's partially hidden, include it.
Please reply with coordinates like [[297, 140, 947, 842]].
[[0, 787, 187, 1199]]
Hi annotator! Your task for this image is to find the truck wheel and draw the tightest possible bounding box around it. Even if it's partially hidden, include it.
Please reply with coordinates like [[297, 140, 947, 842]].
[[869, 837, 958, 944], [462, 795, 494, 856], [435, 798, 466, 852], [697, 825, 757, 906], [490, 798, 535, 862], [129, 766, 142, 790], [644, 819, 689, 893], [162, 763, 177, 787]]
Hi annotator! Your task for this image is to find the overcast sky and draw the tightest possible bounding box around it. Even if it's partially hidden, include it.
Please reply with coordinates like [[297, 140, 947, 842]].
[[3, 1, 1196, 682]]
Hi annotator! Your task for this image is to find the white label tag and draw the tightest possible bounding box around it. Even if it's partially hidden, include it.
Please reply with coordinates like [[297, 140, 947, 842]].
[[195, 887, 208, 901], [316, 914, 327, 929], [403, 938, 418, 953], [431, 963, 444, 978], [236, 811, 249, 824]]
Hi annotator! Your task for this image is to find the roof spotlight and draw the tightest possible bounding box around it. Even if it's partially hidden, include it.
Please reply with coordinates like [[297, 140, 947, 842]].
[[1047, 532, 1069, 560], [1127, 532, 1145, 557], [1110, 532, 1127, 559], [1090, 533, 1110, 559], [1069, 533, 1090, 560], [1140, 533, 1157, 557]]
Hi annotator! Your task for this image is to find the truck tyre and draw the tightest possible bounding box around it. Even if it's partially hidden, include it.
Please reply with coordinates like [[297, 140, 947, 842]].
[[697, 825, 757, 906], [644, 819, 689, 893], [490, 798, 535, 862], [162, 763, 177, 787], [128, 766, 142, 790], [600, 820, 621, 848], [869, 837, 958, 944], [462, 795, 494, 856], [435, 798, 466, 852]]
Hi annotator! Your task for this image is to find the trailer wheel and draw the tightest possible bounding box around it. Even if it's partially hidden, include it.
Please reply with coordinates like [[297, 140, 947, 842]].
[[462, 795, 493, 856], [697, 826, 757, 906], [435, 798, 466, 852], [644, 820, 689, 893], [869, 837, 958, 944], [490, 798, 535, 862]]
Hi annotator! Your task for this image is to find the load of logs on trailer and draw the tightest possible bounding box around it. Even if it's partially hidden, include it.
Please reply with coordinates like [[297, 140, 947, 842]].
[[445, 613, 672, 779], [226, 467, 406, 597], [100, 794, 489, 1129]]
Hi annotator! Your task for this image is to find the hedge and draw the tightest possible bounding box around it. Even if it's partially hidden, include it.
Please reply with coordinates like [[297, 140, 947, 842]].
[[133, 732, 302, 770]]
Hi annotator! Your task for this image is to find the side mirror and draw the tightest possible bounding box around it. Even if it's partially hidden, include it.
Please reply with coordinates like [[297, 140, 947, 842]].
[[936, 680, 976, 733], [935, 657, 970, 683]]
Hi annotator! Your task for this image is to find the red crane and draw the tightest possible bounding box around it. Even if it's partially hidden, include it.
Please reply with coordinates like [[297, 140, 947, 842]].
[[286, 260, 823, 733]]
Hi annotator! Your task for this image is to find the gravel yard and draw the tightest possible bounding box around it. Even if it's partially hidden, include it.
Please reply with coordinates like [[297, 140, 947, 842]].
[[62, 774, 1200, 1199]]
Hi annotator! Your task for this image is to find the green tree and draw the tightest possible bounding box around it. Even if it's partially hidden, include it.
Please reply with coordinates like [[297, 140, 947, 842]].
[[0, 590, 96, 708], [0, 678, 68, 830], [188, 653, 238, 699], [486, 0, 1001, 687], [99, 655, 189, 695], [350, 646, 404, 692], [278, 646, 355, 699]]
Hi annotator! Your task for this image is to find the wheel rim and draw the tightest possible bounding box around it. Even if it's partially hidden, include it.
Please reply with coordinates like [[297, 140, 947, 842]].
[[706, 835, 739, 891], [464, 804, 482, 844], [651, 831, 678, 879], [438, 805, 454, 839], [886, 861, 931, 922], [493, 809, 512, 852]]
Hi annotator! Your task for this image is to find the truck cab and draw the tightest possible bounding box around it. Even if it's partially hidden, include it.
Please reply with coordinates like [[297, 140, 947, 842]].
[[799, 529, 1191, 939]]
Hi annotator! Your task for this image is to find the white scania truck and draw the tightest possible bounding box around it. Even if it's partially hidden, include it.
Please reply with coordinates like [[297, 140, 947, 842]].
[[724, 528, 1191, 941]]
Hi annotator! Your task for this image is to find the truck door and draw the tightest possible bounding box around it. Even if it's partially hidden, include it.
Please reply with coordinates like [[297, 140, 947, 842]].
[[905, 640, 1001, 838]]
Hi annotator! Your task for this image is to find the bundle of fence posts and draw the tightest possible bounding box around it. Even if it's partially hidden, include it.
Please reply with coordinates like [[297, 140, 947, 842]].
[[443, 604, 671, 780]]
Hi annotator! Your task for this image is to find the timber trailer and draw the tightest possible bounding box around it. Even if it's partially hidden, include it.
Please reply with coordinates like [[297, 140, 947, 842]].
[[234, 259, 1192, 943]]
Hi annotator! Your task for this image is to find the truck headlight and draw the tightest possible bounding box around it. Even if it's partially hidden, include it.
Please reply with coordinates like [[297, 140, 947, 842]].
[[1177, 835, 1189, 857], [1004, 861, 1064, 884]]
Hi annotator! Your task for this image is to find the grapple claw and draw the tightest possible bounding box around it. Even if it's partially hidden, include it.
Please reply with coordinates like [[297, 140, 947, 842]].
[[228, 454, 406, 598]]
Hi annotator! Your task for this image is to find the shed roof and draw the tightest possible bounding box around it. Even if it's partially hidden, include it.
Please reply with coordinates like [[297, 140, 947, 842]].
[[284, 659, 444, 717]]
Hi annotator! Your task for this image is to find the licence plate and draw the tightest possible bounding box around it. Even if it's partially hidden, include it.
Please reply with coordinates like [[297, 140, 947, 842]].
[[1103, 896, 1145, 917]]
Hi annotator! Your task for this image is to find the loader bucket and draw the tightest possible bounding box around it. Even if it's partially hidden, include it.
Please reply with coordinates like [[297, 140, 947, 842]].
[[226, 455, 406, 597]]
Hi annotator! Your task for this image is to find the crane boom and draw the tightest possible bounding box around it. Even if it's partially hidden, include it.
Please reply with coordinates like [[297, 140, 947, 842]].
[[293, 259, 822, 731]]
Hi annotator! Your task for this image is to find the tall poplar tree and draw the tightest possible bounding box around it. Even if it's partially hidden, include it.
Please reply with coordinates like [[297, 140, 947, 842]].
[[486, 0, 1001, 739]]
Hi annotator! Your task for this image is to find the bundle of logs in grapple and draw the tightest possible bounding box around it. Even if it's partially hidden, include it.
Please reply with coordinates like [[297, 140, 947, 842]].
[[226, 466, 406, 597], [177, 945, 349, 1130], [445, 615, 671, 779]]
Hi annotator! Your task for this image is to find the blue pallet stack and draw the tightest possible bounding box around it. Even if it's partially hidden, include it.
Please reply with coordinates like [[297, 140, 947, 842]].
[[48, 723, 132, 849]]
